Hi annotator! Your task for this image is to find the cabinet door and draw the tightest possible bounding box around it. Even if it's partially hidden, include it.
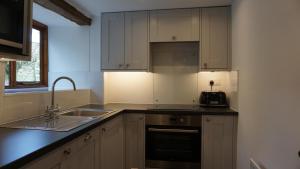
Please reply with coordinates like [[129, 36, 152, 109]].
[[76, 130, 99, 169], [101, 12, 125, 70], [99, 115, 124, 169], [124, 114, 145, 169], [150, 9, 200, 42], [125, 11, 149, 70], [201, 7, 231, 70], [0, 0, 32, 61], [23, 142, 77, 169], [22, 152, 63, 169], [202, 115, 235, 169]]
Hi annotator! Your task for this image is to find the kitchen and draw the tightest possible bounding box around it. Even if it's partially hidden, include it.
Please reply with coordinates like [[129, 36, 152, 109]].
[[0, 0, 299, 169]]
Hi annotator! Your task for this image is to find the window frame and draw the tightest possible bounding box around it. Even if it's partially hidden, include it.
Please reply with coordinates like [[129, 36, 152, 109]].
[[5, 20, 48, 89]]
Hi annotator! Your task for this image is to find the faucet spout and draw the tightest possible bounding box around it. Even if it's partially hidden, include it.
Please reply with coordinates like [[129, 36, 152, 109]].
[[51, 76, 77, 108]]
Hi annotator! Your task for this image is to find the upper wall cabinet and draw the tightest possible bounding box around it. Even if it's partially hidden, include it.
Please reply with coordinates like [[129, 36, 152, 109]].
[[125, 11, 149, 70], [101, 11, 149, 71], [101, 12, 125, 70], [0, 0, 33, 61], [150, 9, 200, 42], [201, 7, 231, 71]]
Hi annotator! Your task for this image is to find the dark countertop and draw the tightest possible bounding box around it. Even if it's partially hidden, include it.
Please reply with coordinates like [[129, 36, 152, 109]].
[[79, 103, 238, 116], [0, 104, 238, 169]]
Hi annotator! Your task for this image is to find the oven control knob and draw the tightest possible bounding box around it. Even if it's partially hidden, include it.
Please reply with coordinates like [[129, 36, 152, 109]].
[[179, 118, 184, 123]]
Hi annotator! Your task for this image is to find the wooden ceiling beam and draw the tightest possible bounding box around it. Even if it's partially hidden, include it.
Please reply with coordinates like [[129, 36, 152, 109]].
[[34, 0, 92, 26]]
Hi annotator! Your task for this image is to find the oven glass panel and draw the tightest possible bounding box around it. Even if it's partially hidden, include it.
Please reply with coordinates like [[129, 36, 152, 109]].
[[0, 0, 24, 43], [146, 125, 201, 163]]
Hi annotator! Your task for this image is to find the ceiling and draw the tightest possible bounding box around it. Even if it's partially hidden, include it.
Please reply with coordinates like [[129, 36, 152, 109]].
[[68, 0, 232, 16], [33, 0, 232, 26]]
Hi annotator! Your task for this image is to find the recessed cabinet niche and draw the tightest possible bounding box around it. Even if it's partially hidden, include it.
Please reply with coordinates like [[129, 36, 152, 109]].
[[101, 11, 149, 70]]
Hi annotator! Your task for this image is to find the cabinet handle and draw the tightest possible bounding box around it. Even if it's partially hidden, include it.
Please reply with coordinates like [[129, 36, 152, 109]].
[[206, 118, 211, 122], [63, 148, 71, 155], [102, 128, 106, 132], [172, 36, 177, 41], [119, 64, 123, 68], [84, 133, 92, 142], [125, 64, 130, 68], [203, 63, 208, 69]]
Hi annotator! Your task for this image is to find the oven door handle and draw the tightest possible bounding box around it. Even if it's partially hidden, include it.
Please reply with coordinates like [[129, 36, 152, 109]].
[[148, 128, 199, 134]]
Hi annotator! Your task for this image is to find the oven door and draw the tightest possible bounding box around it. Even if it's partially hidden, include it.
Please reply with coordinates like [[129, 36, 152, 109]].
[[146, 125, 201, 169]]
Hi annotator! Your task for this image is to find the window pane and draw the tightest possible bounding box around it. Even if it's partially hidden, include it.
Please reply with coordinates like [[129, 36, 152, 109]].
[[16, 29, 41, 82], [5, 62, 10, 86]]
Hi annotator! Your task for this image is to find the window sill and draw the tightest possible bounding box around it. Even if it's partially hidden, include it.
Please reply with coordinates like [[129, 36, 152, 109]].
[[5, 87, 49, 94]]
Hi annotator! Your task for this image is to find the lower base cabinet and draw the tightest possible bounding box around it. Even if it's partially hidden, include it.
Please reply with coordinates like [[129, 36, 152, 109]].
[[124, 114, 145, 169], [23, 129, 99, 169], [202, 115, 237, 169], [99, 115, 124, 169], [22, 114, 238, 169]]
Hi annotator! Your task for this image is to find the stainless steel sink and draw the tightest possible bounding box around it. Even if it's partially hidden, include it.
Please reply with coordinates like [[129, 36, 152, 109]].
[[0, 108, 115, 132], [0, 115, 97, 132], [61, 108, 114, 117]]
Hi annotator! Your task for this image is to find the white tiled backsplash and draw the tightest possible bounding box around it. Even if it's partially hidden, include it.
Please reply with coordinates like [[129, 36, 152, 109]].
[[104, 71, 237, 105], [1, 90, 91, 124]]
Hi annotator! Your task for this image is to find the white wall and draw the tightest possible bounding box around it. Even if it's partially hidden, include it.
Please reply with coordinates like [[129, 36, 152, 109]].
[[232, 0, 300, 168], [88, 16, 104, 104], [48, 25, 91, 89], [44, 14, 104, 104]]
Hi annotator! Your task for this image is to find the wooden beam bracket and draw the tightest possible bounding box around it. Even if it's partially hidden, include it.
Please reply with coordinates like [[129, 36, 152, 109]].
[[34, 0, 92, 26]]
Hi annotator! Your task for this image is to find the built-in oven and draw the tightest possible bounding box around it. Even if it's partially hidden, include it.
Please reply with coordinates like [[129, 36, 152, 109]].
[[146, 114, 202, 169], [0, 0, 32, 58]]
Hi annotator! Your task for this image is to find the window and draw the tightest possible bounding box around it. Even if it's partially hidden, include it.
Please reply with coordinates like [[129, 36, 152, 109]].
[[5, 20, 48, 88]]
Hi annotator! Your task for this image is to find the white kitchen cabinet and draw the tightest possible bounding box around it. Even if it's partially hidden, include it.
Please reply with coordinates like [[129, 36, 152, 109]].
[[202, 115, 237, 169], [124, 114, 145, 169], [101, 11, 149, 70], [22, 139, 77, 169], [22, 129, 99, 169], [75, 130, 99, 169], [101, 12, 125, 70], [99, 115, 124, 169], [125, 11, 149, 70], [150, 9, 200, 42], [201, 7, 231, 70]]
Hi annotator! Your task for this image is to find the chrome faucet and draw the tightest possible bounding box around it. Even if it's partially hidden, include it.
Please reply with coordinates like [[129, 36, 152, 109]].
[[46, 76, 77, 119]]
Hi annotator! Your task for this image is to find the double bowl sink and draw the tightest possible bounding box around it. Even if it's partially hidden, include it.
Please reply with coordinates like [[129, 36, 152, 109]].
[[1, 108, 115, 132]]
